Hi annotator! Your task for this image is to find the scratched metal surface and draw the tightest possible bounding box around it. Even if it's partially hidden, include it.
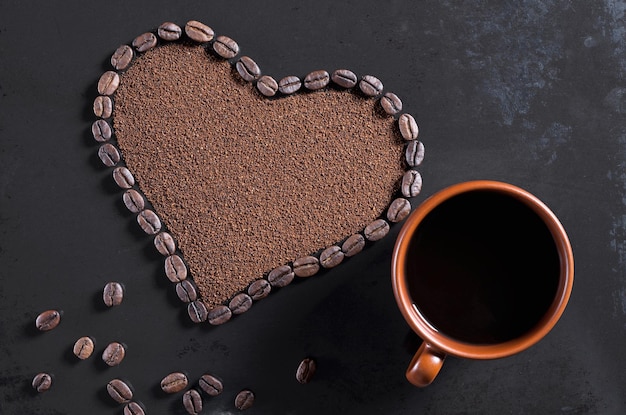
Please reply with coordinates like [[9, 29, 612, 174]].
[[1, 0, 625, 413]]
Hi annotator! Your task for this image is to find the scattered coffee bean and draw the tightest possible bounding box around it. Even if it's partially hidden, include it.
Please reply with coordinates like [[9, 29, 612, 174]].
[[32, 372, 52, 392], [247, 279, 271, 300], [137, 209, 162, 235], [304, 70, 330, 90], [124, 401, 145, 415], [359, 75, 383, 97], [98, 71, 120, 96], [111, 45, 133, 70], [267, 264, 294, 288], [187, 300, 208, 323], [165, 254, 187, 282], [176, 280, 198, 303], [398, 113, 419, 141], [278, 75, 302, 95], [295, 357, 316, 384], [235, 56, 261, 82], [35, 309, 61, 331], [98, 143, 121, 167], [213, 35, 239, 59], [331, 69, 358, 88], [401, 170, 422, 198], [93, 95, 113, 118], [107, 378, 133, 404], [199, 373, 223, 396], [183, 389, 203, 415], [293, 256, 320, 278], [234, 389, 255, 410], [256, 75, 278, 97], [364, 219, 390, 241], [158, 22, 182, 41], [103, 282, 124, 307], [112, 166, 135, 189], [387, 198, 411, 223], [405, 140, 425, 167], [154, 232, 176, 256], [320, 245, 344, 268], [228, 293, 252, 315], [123, 189, 145, 213], [102, 342, 126, 366], [380, 92, 403, 115], [73, 336, 95, 360], [208, 305, 232, 325], [132, 32, 157, 53], [92, 119, 112, 142], [341, 233, 365, 257], [161, 372, 188, 394], [185, 20, 214, 43]]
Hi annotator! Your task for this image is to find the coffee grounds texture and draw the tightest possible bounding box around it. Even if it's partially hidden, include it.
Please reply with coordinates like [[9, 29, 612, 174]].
[[114, 43, 405, 308]]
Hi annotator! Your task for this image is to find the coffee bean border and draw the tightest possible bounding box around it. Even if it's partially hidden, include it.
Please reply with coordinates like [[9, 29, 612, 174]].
[[91, 20, 425, 325]]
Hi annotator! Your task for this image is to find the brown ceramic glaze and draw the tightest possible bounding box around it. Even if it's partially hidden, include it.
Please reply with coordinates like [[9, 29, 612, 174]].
[[391, 181, 574, 387]]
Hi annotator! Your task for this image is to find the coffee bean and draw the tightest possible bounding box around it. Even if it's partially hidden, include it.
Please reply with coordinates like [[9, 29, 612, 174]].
[[137, 209, 162, 235], [267, 264, 294, 288], [187, 300, 208, 323], [295, 357, 316, 384], [278, 75, 302, 95], [320, 245, 344, 268], [111, 45, 133, 70], [405, 140, 425, 167], [331, 69, 358, 88], [73, 336, 95, 360], [123, 189, 145, 213], [304, 70, 330, 90], [132, 32, 157, 53], [398, 113, 419, 141], [98, 143, 121, 167], [32, 373, 52, 392], [185, 20, 214, 43], [293, 256, 320, 278], [380, 92, 403, 115], [257, 75, 278, 97], [102, 342, 126, 366], [98, 71, 120, 96], [199, 373, 223, 396], [228, 293, 252, 315], [92, 119, 112, 142], [124, 401, 145, 415], [183, 389, 203, 415], [401, 170, 422, 198], [154, 232, 176, 256], [161, 372, 188, 394], [247, 279, 271, 300], [165, 254, 187, 282], [176, 280, 198, 303], [93, 95, 113, 118], [234, 389, 255, 410], [387, 198, 411, 223], [158, 22, 182, 41], [107, 378, 133, 403], [35, 309, 61, 331], [112, 166, 135, 189], [364, 219, 390, 241], [103, 282, 124, 307], [235, 56, 261, 82], [359, 75, 383, 97], [213, 35, 239, 59], [208, 305, 232, 325], [341, 233, 365, 257]]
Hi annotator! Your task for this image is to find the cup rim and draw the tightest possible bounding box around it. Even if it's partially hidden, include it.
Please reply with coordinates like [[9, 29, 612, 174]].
[[391, 180, 574, 359]]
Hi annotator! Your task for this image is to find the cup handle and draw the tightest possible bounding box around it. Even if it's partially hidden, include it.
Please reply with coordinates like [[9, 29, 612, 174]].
[[406, 342, 446, 387]]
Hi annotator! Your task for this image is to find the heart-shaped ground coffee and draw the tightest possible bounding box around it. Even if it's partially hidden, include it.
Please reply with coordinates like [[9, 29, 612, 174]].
[[92, 20, 424, 323]]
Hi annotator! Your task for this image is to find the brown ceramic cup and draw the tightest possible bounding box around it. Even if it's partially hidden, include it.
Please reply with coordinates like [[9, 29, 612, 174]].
[[391, 181, 574, 387]]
